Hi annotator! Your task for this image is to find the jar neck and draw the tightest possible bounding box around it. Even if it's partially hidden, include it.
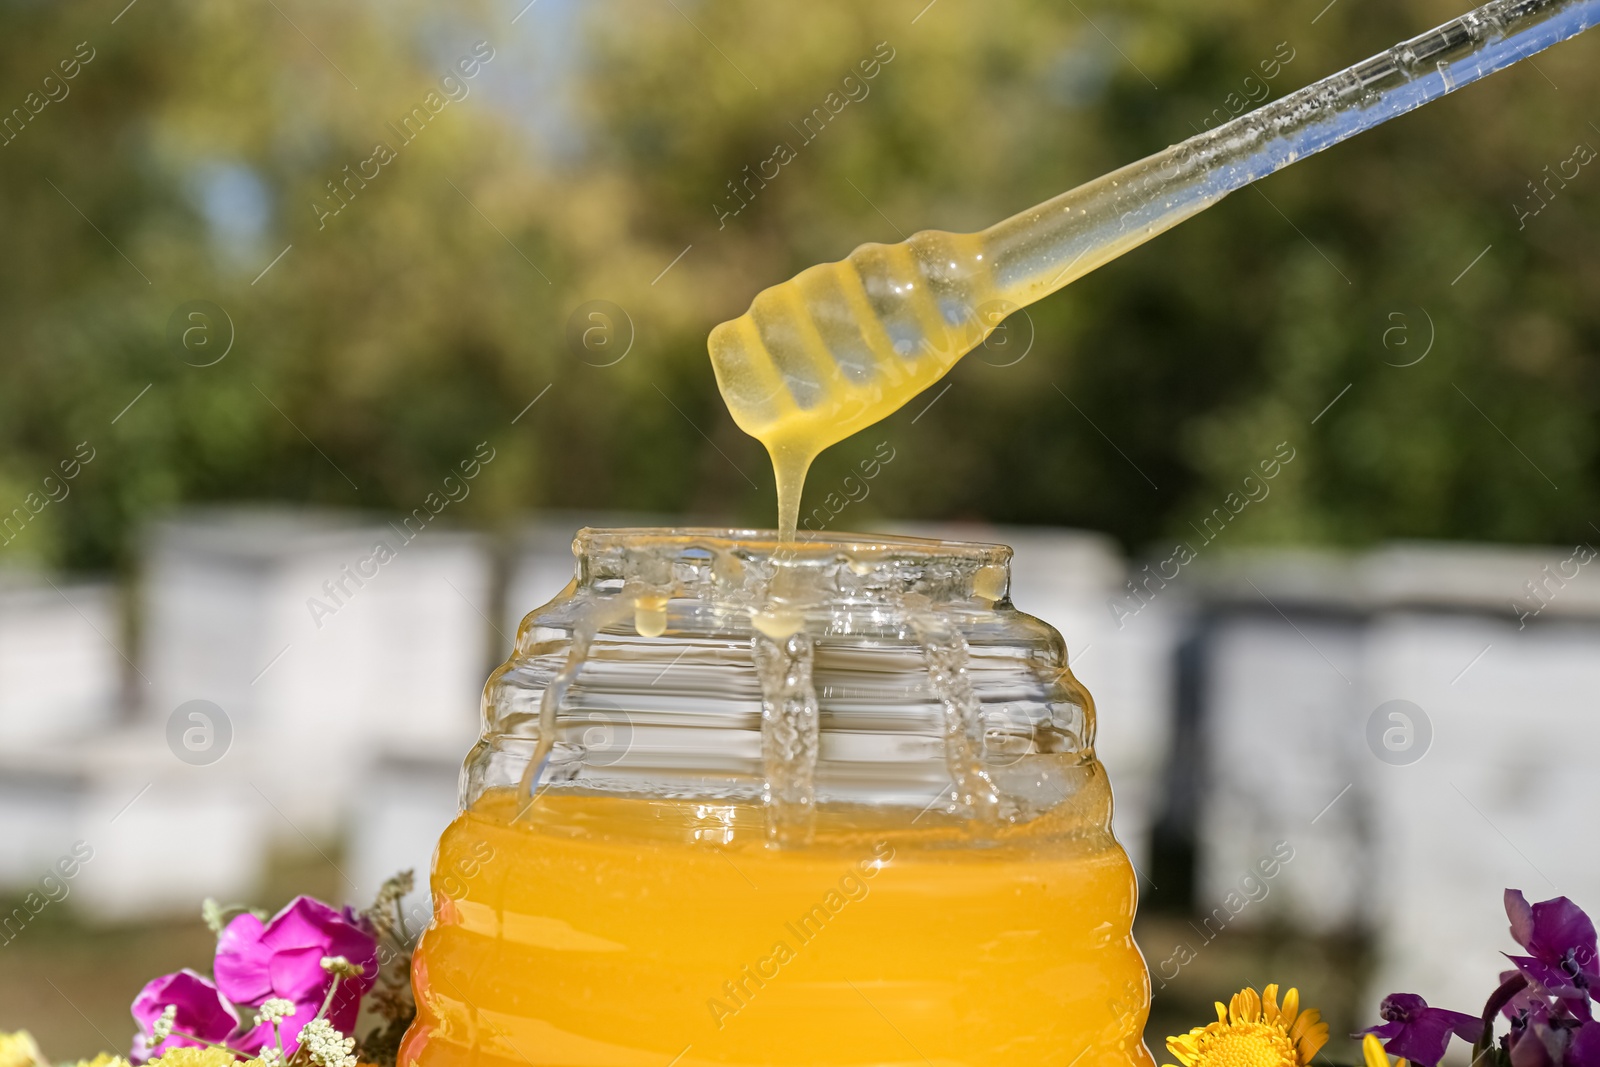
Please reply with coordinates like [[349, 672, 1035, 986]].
[[481, 528, 1095, 848]]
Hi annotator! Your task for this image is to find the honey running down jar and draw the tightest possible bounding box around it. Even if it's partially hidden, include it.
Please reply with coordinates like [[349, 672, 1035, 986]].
[[401, 528, 1154, 1067]]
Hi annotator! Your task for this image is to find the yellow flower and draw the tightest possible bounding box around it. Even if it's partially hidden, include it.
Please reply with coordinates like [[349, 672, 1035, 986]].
[[1362, 1033, 1409, 1067], [143, 1050, 239, 1067], [1165, 985, 1331, 1067], [0, 1031, 46, 1067], [64, 1056, 132, 1067]]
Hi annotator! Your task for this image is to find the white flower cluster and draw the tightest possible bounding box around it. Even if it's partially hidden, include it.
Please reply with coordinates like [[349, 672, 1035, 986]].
[[148, 1005, 177, 1045], [298, 1018, 357, 1067], [257, 1048, 284, 1067], [259, 998, 296, 1025]]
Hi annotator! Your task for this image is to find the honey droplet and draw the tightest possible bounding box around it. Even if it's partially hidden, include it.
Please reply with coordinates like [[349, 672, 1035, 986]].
[[973, 564, 1007, 602], [751, 607, 804, 640], [634, 594, 669, 638]]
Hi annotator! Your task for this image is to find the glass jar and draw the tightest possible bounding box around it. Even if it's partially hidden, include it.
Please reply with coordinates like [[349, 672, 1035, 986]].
[[402, 529, 1152, 1067]]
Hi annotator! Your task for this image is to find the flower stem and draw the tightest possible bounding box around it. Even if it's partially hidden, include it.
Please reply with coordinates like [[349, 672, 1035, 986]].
[[393, 897, 409, 946], [315, 974, 345, 1023]]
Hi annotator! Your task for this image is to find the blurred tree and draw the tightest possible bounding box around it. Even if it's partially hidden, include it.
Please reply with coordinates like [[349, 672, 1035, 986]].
[[0, 0, 1597, 571]]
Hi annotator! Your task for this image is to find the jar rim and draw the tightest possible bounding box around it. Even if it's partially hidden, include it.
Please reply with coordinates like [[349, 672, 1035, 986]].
[[573, 526, 1012, 565]]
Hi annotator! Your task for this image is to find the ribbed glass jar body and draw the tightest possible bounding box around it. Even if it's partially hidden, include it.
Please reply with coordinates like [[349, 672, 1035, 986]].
[[402, 529, 1152, 1067]]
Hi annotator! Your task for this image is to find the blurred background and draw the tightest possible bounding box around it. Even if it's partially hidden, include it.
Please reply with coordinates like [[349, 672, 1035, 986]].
[[2, 0, 1598, 1059]]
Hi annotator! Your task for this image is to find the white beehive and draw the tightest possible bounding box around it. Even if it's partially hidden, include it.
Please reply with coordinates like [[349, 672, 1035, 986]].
[[0, 575, 122, 745], [141, 509, 493, 836]]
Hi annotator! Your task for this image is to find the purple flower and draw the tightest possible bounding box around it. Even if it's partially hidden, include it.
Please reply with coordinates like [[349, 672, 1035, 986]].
[[1362, 993, 1483, 1066], [1492, 948, 1600, 1067], [1504, 988, 1555, 1067], [1506, 890, 1600, 1003], [1570, 1021, 1600, 1067], [130, 969, 239, 1065], [214, 896, 377, 1053], [1505, 1002, 1597, 1067]]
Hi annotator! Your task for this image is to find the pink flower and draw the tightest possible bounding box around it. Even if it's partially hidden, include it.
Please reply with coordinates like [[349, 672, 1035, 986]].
[[214, 896, 377, 1054], [130, 969, 239, 1064]]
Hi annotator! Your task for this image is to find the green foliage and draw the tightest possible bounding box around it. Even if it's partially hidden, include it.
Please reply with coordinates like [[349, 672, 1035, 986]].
[[1, 0, 1597, 569]]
